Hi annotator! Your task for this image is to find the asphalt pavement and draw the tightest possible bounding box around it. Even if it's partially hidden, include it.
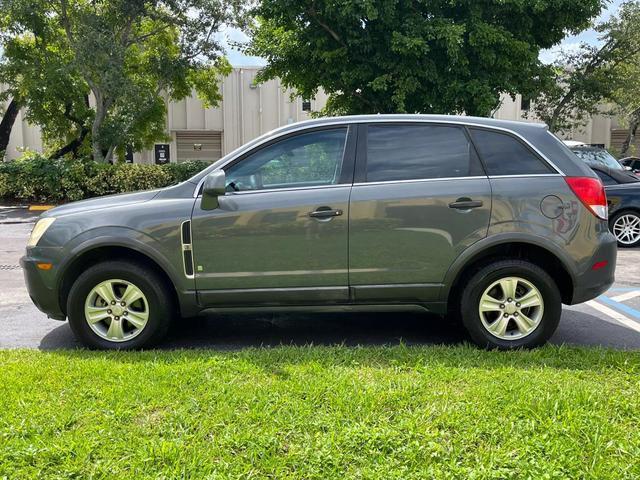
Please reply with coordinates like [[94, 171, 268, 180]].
[[2, 213, 640, 350]]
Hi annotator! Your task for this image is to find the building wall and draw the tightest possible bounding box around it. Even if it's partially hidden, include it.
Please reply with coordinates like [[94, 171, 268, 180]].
[[492, 93, 613, 147], [1, 74, 613, 162], [1, 68, 329, 163]]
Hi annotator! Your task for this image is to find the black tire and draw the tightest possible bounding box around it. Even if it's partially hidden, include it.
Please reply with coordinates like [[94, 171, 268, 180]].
[[610, 210, 640, 248], [459, 259, 561, 350], [67, 261, 174, 350]]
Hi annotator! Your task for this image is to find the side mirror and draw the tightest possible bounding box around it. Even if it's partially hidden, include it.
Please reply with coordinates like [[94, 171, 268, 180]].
[[201, 169, 226, 210]]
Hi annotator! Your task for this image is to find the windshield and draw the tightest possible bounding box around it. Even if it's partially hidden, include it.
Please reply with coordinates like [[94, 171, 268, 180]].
[[571, 149, 623, 170]]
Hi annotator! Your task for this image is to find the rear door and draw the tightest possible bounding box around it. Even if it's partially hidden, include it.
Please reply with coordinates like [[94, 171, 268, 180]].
[[348, 123, 492, 302]]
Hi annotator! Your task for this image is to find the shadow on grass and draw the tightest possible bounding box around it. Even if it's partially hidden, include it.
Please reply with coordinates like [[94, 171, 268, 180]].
[[36, 310, 640, 372]]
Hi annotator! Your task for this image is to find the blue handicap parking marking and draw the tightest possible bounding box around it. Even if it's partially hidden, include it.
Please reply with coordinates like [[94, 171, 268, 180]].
[[598, 295, 640, 321]]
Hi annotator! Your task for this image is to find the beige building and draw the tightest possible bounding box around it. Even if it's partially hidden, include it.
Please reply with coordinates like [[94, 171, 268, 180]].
[[1, 67, 329, 163], [1, 70, 628, 162]]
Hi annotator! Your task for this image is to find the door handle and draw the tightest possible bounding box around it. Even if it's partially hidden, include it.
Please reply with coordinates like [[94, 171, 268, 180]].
[[308, 207, 343, 219], [449, 198, 483, 210]]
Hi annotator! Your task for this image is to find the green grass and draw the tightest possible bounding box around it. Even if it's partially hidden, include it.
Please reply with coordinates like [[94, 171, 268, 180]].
[[1, 345, 639, 479]]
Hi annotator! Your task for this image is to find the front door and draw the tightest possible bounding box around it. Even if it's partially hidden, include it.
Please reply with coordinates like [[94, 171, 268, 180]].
[[191, 126, 355, 306], [349, 123, 492, 302]]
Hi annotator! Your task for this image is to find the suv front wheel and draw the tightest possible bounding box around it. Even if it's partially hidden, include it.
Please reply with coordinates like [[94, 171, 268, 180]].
[[459, 259, 561, 349], [67, 261, 173, 349]]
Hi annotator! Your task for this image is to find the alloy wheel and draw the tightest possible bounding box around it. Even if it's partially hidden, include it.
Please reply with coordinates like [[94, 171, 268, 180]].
[[84, 279, 149, 342], [612, 213, 640, 245], [478, 276, 544, 340]]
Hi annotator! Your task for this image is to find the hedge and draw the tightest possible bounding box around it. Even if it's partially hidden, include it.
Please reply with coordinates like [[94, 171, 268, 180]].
[[0, 152, 210, 203]]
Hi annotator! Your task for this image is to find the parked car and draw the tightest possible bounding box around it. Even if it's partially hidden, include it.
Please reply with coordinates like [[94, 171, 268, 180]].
[[620, 156, 640, 174], [22, 115, 616, 350], [590, 164, 640, 247], [588, 163, 640, 185], [569, 145, 628, 171]]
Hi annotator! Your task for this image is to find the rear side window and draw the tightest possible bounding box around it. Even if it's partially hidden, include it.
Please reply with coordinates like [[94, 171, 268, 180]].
[[470, 128, 553, 175], [365, 124, 483, 182]]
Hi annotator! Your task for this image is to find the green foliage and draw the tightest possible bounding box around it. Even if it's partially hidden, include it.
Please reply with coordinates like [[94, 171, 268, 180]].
[[1, 346, 640, 478], [531, 1, 640, 133], [248, 0, 604, 116], [0, 152, 209, 203], [0, 0, 246, 162]]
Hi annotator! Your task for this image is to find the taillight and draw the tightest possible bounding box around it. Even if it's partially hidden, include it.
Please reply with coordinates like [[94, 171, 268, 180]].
[[565, 177, 608, 220]]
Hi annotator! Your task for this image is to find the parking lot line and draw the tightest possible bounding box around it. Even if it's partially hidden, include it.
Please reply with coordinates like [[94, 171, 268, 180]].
[[611, 290, 640, 302], [598, 295, 640, 320], [586, 300, 640, 333]]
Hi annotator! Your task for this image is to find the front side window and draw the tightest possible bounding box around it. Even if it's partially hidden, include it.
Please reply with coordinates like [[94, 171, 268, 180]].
[[365, 124, 482, 182], [470, 128, 553, 175], [225, 128, 347, 191]]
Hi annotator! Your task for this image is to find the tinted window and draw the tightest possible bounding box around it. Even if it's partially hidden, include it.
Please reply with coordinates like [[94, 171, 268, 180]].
[[365, 125, 481, 182], [470, 129, 553, 175], [594, 170, 618, 185], [225, 128, 347, 191]]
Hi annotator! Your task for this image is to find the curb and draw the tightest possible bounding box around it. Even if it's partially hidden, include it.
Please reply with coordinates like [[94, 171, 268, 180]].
[[28, 205, 55, 211]]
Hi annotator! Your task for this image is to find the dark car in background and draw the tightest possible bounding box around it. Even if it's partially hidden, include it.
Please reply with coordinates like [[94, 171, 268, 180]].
[[570, 145, 628, 171], [620, 156, 640, 174], [590, 164, 640, 247], [568, 146, 640, 247], [22, 115, 617, 350]]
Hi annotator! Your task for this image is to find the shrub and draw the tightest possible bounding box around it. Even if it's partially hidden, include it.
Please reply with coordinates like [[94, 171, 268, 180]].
[[0, 153, 210, 203]]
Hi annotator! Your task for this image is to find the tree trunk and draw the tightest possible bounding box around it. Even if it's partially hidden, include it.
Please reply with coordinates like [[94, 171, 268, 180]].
[[620, 109, 640, 157], [49, 127, 89, 159], [104, 144, 115, 164], [0, 98, 20, 157], [90, 89, 109, 162]]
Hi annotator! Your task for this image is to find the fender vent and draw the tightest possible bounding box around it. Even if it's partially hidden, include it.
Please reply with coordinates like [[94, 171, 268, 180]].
[[181, 220, 191, 244], [183, 250, 194, 276], [180, 220, 194, 278]]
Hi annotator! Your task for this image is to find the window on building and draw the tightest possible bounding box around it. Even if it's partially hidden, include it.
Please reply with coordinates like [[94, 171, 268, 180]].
[[302, 99, 312, 112], [225, 128, 347, 191], [469, 128, 553, 175], [520, 96, 531, 112], [365, 124, 483, 182]]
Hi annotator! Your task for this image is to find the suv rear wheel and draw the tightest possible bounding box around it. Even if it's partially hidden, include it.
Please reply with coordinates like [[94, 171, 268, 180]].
[[67, 261, 173, 349], [459, 259, 561, 349]]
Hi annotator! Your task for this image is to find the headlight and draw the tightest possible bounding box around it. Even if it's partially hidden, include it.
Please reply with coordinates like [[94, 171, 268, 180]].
[[27, 217, 56, 247]]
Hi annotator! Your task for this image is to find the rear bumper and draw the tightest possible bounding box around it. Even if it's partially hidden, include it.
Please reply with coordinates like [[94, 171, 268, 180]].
[[20, 256, 65, 320], [569, 232, 617, 305]]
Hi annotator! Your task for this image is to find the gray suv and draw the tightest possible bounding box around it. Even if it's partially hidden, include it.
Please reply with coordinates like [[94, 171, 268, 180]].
[[22, 115, 616, 350]]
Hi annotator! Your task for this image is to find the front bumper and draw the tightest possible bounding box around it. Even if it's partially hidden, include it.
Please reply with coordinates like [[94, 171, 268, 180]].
[[20, 256, 65, 320], [569, 232, 617, 305]]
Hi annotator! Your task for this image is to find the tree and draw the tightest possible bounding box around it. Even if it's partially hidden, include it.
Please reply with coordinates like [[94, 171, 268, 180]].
[[247, 0, 604, 117], [0, 16, 93, 159], [1, 0, 244, 162], [604, 52, 640, 156], [0, 0, 91, 159], [530, 1, 640, 134]]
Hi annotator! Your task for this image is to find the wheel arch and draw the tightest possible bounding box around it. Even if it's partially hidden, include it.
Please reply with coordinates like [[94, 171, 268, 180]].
[[58, 245, 181, 317], [609, 206, 640, 223], [444, 239, 575, 306]]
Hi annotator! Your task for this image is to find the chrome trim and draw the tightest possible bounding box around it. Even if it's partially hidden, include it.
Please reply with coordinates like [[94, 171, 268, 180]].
[[180, 220, 194, 279], [353, 176, 486, 187], [192, 117, 565, 197], [222, 183, 348, 196], [488, 174, 562, 179]]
